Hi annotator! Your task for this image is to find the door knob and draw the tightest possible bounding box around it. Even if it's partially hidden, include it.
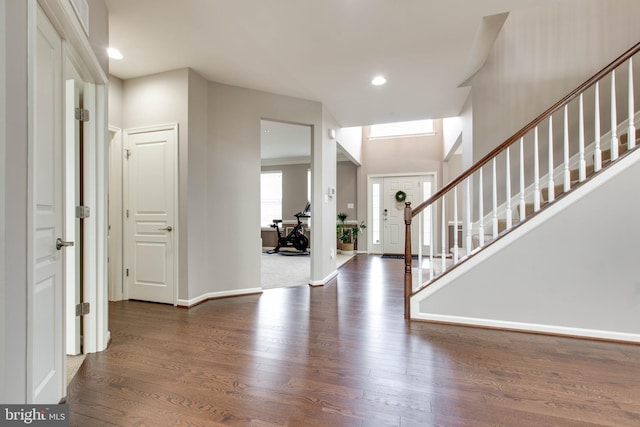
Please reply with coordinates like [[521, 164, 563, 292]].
[[158, 226, 173, 232], [56, 238, 74, 250]]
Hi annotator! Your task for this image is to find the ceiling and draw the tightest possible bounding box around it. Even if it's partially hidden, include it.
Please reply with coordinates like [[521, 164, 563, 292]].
[[104, 0, 556, 128]]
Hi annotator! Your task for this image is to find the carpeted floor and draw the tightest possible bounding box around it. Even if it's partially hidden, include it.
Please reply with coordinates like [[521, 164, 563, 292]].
[[261, 250, 354, 289]]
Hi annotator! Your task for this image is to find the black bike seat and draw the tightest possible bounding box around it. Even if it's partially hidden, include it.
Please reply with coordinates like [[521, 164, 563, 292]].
[[272, 219, 282, 224]]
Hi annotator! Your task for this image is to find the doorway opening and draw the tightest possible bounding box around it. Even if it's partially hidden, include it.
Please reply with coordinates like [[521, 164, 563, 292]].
[[260, 120, 312, 289]]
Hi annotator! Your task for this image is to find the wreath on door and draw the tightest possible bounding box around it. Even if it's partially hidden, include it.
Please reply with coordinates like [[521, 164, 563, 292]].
[[395, 190, 407, 202]]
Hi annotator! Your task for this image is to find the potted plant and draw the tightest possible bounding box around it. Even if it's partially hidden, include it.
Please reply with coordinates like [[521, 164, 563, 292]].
[[351, 221, 366, 251], [336, 213, 353, 254], [339, 227, 354, 254]]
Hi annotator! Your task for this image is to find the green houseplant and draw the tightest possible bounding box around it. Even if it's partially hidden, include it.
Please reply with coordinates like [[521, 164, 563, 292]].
[[336, 213, 353, 253], [336, 214, 366, 254], [351, 221, 366, 251]]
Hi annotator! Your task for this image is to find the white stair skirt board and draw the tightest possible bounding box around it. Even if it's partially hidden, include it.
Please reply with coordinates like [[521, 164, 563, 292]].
[[177, 288, 263, 307], [411, 147, 640, 343], [411, 314, 640, 343]]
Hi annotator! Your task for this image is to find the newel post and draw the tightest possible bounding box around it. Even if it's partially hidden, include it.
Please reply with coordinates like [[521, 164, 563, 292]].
[[404, 202, 412, 319]]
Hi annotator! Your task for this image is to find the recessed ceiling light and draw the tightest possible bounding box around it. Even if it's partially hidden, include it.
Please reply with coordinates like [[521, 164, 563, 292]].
[[371, 76, 386, 86], [107, 47, 123, 60]]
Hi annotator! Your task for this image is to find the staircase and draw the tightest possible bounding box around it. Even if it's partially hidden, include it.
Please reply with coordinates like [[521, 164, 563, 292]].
[[403, 41, 640, 343]]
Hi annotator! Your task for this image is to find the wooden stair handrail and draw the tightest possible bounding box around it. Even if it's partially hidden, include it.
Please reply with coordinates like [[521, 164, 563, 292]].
[[410, 40, 640, 218]]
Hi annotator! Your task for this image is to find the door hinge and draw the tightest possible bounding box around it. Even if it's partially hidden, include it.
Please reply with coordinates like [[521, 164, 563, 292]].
[[126, 268, 129, 277], [75, 302, 90, 316], [125, 149, 131, 159], [76, 205, 90, 219], [126, 209, 129, 218], [75, 108, 90, 122]]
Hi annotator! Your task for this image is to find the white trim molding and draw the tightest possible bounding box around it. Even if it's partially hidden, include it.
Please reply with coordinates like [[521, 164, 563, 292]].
[[412, 313, 640, 343], [309, 269, 338, 287], [177, 288, 263, 308]]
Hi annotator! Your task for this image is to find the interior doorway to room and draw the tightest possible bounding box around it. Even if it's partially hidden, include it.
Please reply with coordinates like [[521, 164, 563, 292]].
[[368, 175, 435, 255], [260, 120, 312, 289]]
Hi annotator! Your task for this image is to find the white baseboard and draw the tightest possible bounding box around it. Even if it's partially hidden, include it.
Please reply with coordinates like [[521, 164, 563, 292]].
[[309, 270, 338, 287], [177, 287, 263, 307], [411, 312, 640, 343]]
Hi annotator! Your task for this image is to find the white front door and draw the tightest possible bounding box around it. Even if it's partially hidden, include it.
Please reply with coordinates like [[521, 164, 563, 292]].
[[125, 126, 177, 304], [383, 176, 420, 254], [29, 6, 64, 403], [369, 175, 434, 255]]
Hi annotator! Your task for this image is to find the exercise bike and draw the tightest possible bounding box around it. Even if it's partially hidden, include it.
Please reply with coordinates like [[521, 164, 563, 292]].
[[268, 202, 310, 254]]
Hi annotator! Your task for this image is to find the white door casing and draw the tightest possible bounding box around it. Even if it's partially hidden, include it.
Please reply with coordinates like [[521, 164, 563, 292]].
[[64, 78, 81, 355], [125, 125, 178, 305], [108, 127, 124, 302], [28, 5, 64, 403]]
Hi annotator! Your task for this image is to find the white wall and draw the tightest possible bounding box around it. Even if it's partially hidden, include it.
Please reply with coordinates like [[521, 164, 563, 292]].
[[86, 0, 108, 76], [472, 0, 640, 161], [442, 116, 462, 160], [2, 0, 28, 403], [108, 75, 123, 128], [205, 82, 333, 295], [186, 69, 209, 300], [122, 68, 190, 299], [336, 126, 362, 165], [337, 161, 357, 218], [415, 149, 640, 341], [318, 106, 339, 282], [116, 70, 338, 302]]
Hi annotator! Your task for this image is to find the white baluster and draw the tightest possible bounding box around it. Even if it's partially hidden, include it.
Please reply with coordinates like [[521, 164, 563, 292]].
[[505, 146, 513, 229], [548, 116, 555, 202], [519, 138, 526, 221], [453, 187, 459, 264], [578, 93, 586, 181], [563, 105, 571, 191], [478, 168, 485, 246], [492, 159, 498, 238], [418, 204, 423, 286], [594, 81, 602, 172], [611, 70, 619, 161], [429, 204, 434, 281], [629, 57, 636, 149], [465, 178, 472, 253], [441, 198, 446, 273], [533, 126, 541, 211]]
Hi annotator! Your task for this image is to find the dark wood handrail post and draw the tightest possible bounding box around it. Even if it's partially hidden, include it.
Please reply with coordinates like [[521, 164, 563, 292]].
[[404, 202, 412, 319]]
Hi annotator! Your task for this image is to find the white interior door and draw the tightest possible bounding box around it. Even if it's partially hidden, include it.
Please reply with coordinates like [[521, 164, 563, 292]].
[[29, 6, 64, 403], [126, 127, 177, 304]]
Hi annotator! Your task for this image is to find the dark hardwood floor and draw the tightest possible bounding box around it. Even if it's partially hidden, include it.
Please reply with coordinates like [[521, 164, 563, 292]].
[[68, 255, 640, 426]]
